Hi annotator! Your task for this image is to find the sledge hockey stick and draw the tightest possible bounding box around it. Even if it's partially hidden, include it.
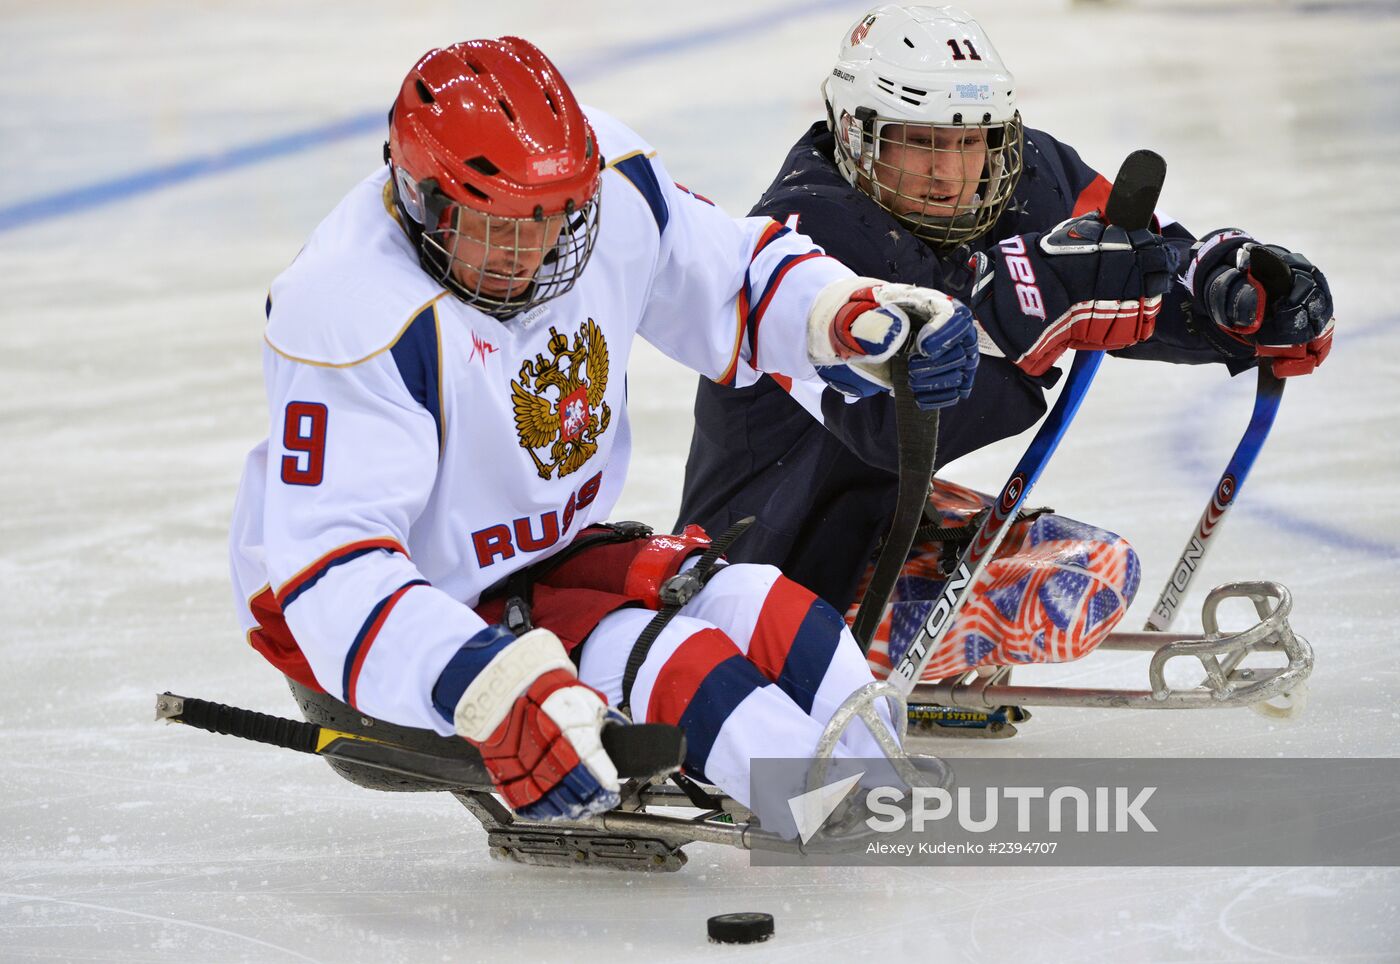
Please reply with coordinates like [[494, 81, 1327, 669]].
[[155, 692, 687, 785], [1144, 247, 1291, 630], [853, 350, 939, 651], [887, 149, 1167, 695]]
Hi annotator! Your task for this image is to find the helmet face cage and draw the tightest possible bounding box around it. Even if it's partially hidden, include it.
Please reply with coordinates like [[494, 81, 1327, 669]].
[[411, 177, 601, 318], [837, 108, 1023, 249]]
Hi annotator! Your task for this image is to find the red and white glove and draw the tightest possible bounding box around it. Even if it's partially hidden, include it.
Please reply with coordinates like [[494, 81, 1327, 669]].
[[808, 276, 979, 408], [451, 628, 620, 821]]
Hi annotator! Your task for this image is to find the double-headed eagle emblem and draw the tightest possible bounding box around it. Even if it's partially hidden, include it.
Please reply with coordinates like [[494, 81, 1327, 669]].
[[510, 320, 612, 479]]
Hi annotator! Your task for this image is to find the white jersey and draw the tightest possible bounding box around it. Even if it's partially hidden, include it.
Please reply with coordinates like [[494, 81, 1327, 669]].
[[229, 108, 853, 735]]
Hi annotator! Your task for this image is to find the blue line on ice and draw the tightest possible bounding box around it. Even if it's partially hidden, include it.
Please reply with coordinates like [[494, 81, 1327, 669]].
[[1169, 319, 1400, 561], [0, 0, 849, 234]]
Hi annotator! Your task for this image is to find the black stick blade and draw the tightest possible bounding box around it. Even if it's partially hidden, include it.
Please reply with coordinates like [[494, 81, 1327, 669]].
[[1103, 149, 1166, 231], [603, 722, 687, 780]]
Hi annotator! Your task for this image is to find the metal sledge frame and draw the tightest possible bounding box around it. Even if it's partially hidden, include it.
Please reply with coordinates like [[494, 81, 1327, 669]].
[[909, 580, 1313, 716], [447, 677, 943, 871], [451, 784, 753, 873], [898, 367, 1307, 729], [898, 385, 1313, 733]]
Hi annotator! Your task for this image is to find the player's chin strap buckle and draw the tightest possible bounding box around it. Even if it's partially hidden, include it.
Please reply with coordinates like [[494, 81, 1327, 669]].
[[806, 681, 951, 798]]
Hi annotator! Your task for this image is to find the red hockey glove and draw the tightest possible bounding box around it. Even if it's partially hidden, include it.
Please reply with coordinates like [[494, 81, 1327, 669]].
[[442, 627, 620, 820]]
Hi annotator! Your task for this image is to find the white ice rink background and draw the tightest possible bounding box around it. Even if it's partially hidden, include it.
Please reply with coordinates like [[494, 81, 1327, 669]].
[[2, 0, 1398, 960]]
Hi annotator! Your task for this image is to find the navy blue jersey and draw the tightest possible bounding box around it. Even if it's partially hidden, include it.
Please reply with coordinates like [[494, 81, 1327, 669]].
[[677, 121, 1239, 610]]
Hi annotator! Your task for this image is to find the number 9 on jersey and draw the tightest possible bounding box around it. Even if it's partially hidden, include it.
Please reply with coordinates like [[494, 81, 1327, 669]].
[[280, 401, 328, 486]]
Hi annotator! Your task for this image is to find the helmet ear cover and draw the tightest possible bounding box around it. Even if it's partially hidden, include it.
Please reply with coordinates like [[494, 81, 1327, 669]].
[[853, 106, 879, 169], [418, 178, 457, 231]]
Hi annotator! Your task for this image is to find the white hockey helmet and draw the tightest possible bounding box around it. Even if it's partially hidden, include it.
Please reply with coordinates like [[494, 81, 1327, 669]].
[[822, 4, 1023, 248]]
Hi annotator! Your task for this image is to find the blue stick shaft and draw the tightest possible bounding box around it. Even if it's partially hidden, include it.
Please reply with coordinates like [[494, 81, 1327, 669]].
[[1144, 366, 1286, 630]]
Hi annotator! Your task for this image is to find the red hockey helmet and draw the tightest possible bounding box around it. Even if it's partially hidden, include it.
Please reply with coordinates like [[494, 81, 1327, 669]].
[[387, 38, 603, 316]]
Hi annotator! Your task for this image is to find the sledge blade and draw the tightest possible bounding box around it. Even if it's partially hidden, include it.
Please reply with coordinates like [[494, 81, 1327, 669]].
[[906, 701, 1026, 739]]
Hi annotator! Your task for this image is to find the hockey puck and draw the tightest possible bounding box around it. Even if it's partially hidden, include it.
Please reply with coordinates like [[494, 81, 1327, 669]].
[[707, 912, 774, 944]]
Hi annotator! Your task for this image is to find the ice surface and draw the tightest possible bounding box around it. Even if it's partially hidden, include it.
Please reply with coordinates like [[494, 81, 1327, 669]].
[[3, 0, 1398, 960]]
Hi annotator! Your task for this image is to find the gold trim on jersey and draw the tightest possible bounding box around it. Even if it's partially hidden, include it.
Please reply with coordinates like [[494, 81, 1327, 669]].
[[511, 319, 612, 480], [243, 581, 272, 651], [381, 180, 405, 229], [263, 291, 450, 369], [272, 536, 410, 602], [434, 308, 447, 454], [604, 148, 658, 169], [604, 147, 662, 209], [722, 295, 745, 386]]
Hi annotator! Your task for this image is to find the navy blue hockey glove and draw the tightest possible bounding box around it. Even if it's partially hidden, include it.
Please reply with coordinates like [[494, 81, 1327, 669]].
[[435, 625, 622, 821], [907, 301, 978, 410], [970, 213, 1175, 376], [1183, 229, 1334, 377], [808, 277, 979, 409]]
